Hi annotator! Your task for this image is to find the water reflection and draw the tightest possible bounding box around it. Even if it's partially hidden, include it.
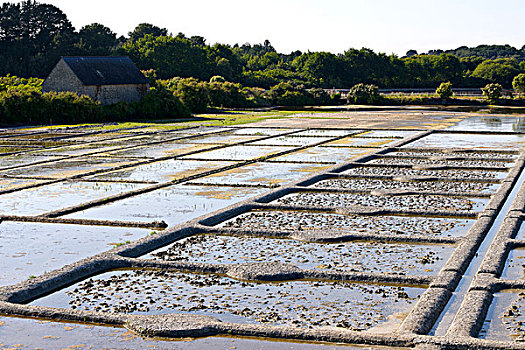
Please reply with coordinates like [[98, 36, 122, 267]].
[[448, 116, 525, 132]]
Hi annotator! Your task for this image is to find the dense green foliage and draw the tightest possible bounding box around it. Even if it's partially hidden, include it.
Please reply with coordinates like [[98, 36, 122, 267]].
[[482, 83, 503, 102], [436, 82, 453, 99], [347, 84, 381, 105], [2, 1, 525, 90], [512, 74, 525, 93], [0, 75, 191, 125]]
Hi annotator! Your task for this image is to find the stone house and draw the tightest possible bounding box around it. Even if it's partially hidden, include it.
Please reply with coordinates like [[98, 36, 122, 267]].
[[42, 56, 149, 105]]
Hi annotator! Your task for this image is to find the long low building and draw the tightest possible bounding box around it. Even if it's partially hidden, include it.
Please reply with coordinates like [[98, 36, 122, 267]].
[[42, 56, 150, 105]]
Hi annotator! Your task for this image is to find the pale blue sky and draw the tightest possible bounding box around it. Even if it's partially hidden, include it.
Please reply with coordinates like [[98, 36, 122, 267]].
[[25, 0, 525, 55]]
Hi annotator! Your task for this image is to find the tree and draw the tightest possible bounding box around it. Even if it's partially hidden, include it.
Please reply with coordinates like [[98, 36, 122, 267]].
[[77, 23, 117, 55], [471, 58, 521, 87], [128, 23, 167, 42], [482, 83, 503, 102], [436, 82, 453, 99], [513, 74, 525, 94], [347, 83, 381, 105]]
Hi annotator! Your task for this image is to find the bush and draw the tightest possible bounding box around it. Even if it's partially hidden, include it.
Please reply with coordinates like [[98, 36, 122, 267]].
[[347, 83, 381, 105], [482, 83, 503, 102], [133, 86, 190, 119], [206, 80, 251, 108], [265, 82, 314, 106], [512, 74, 525, 94], [160, 77, 209, 113], [209, 75, 226, 83], [436, 82, 453, 99]]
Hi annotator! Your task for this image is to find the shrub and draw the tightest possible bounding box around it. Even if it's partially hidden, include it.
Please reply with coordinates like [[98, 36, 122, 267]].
[[512, 73, 525, 94], [160, 77, 209, 113], [133, 86, 190, 119], [265, 82, 314, 106], [436, 82, 453, 99], [347, 83, 381, 105], [206, 81, 250, 108], [482, 83, 503, 102]]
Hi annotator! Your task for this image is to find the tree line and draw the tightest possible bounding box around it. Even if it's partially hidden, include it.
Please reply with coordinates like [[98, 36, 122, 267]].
[[2, 0, 525, 90]]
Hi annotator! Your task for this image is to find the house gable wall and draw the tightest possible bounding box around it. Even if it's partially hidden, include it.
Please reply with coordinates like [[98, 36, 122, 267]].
[[42, 58, 150, 105]]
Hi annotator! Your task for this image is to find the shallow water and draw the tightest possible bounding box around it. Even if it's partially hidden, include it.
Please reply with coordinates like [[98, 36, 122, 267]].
[[65, 185, 267, 227], [189, 162, 330, 186], [3, 156, 141, 179], [269, 147, 378, 163], [249, 136, 334, 147], [32, 270, 425, 331], [447, 116, 525, 132], [181, 145, 292, 161], [405, 133, 525, 150], [0, 316, 361, 349], [324, 137, 397, 148], [87, 159, 237, 183], [103, 142, 221, 159], [0, 181, 146, 216], [479, 290, 525, 342], [0, 221, 151, 286], [501, 248, 525, 280]]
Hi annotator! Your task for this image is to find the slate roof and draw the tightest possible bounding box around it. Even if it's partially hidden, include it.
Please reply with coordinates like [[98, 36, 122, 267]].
[[62, 56, 149, 86]]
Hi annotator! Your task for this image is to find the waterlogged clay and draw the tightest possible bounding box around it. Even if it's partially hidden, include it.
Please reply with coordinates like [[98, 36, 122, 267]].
[[104, 142, 221, 159], [249, 136, 334, 147], [33, 270, 424, 331], [342, 166, 508, 180], [324, 137, 397, 148], [313, 178, 500, 194], [220, 210, 474, 238], [275, 192, 488, 212], [148, 235, 455, 276]]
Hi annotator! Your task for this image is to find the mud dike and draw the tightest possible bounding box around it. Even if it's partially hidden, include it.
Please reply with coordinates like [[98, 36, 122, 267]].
[[1, 113, 525, 348]]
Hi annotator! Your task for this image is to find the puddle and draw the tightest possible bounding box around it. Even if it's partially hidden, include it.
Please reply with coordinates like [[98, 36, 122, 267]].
[[219, 210, 474, 238], [479, 290, 525, 342], [188, 162, 330, 187], [0, 181, 146, 216], [87, 160, 236, 183], [229, 128, 297, 136], [270, 147, 378, 164], [0, 155, 63, 170], [391, 151, 518, 160], [0, 178, 48, 192], [447, 116, 525, 132], [104, 142, 221, 159], [368, 157, 514, 168], [249, 136, 333, 147], [65, 185, 267, 227], [147, 235, 454, 276], [0, 316, 359, 350], [181, 145, 292, 161], [404, 134, 525, 150], [324, 137, 397, 148], [275, 192, 488, 212], [292, 129, 360, 137], [313, 178, 500, 194], [3, 157, 140, 179], [32, 270, 424, 331], [356, 130, 419, 139], [501, 248, 525, 280], [184, 134, 262, 144], [342, 166, 508, 180], [0, 221, 150, 286]]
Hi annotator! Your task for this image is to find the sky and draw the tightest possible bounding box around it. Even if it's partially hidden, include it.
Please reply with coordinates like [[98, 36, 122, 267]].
[[19, 0, 525, 56]]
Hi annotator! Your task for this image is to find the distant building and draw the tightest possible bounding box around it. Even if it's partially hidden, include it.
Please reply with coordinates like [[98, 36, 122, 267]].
[[42, 56, 149, 105]]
